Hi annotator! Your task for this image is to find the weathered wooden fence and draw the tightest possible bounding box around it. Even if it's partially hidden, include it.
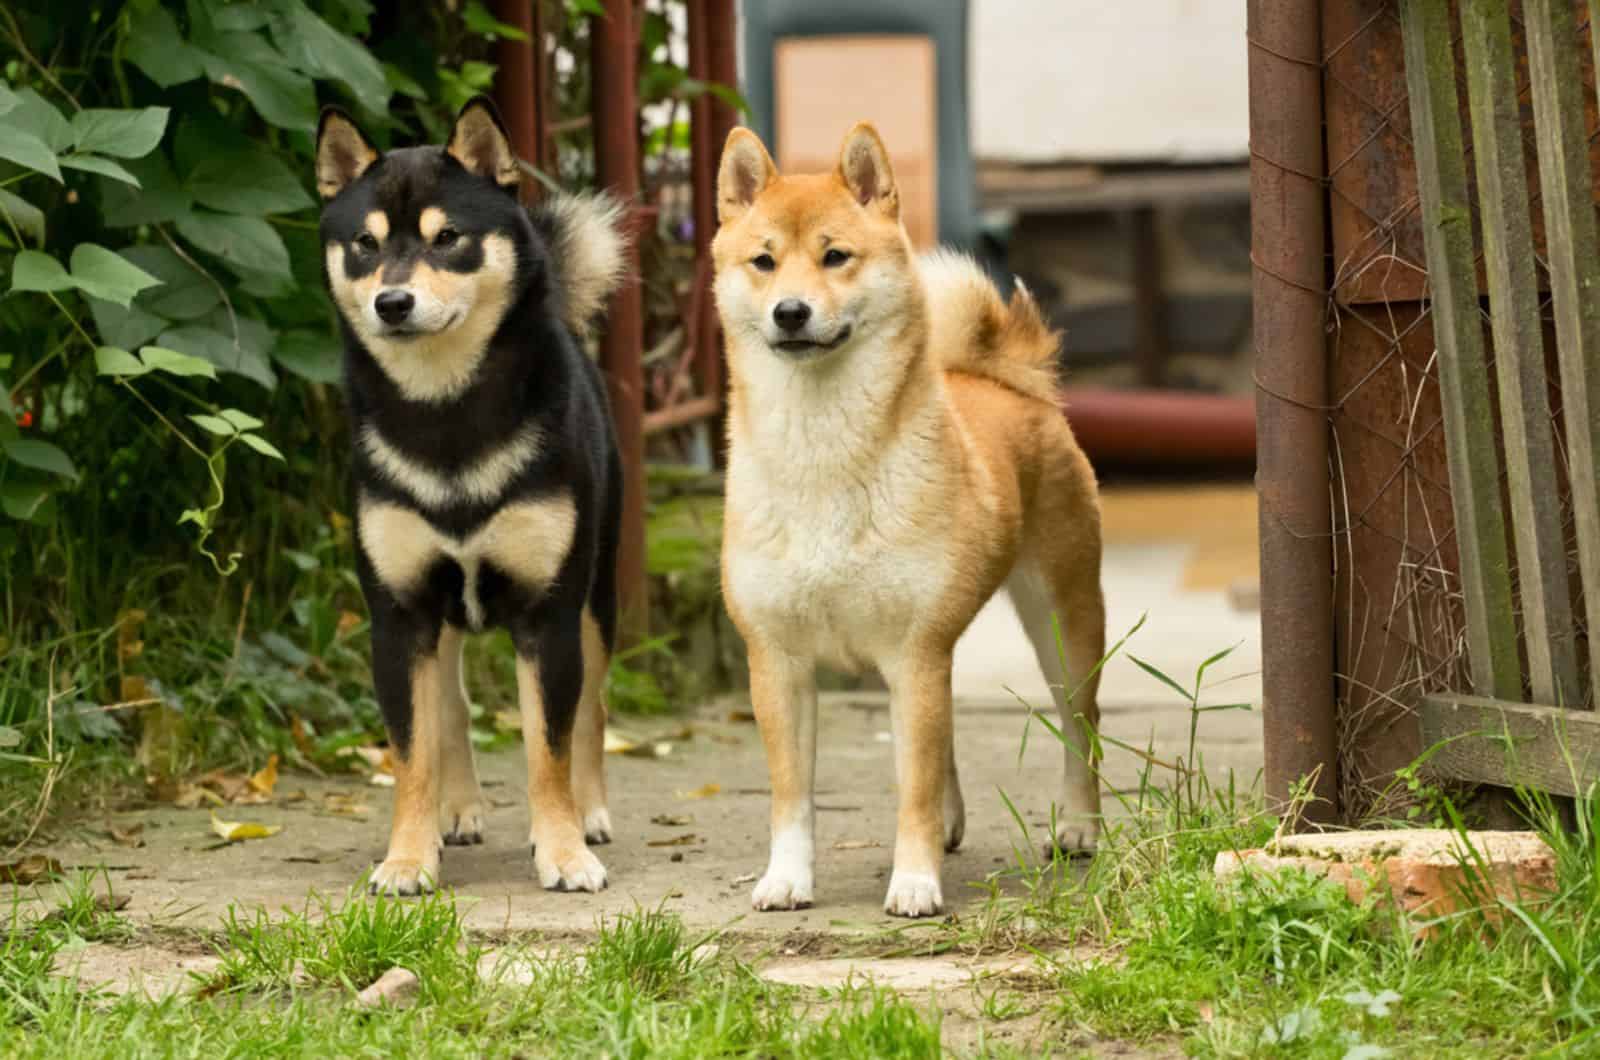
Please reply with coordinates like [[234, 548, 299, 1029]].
[[1252, 0, 1600, 818], [1403, 0, 1600, 795]]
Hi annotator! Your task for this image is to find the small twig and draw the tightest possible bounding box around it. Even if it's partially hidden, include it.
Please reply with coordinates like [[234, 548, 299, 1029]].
[[0, 6, 80, 111], [6, 651, 64, 858], [223, 581, 254, 686], [155, 224, 241, 350]]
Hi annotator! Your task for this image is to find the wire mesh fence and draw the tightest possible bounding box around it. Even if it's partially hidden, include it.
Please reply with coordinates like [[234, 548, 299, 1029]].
[[1289, 0, 1598, 818]]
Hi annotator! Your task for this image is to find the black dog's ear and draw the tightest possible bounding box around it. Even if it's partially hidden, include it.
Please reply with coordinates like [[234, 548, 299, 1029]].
[[315, 107, 379, 200], [446, 96, 521, 190]]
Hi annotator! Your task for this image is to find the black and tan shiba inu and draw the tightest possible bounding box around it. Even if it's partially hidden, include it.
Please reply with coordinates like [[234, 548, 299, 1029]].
[[713, 124, 1105, 918], [315, 97, 627, 896]]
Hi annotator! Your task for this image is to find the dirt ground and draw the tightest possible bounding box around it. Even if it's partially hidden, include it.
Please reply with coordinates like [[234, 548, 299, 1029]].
[[15, 484, 1260, 1057], [28, 685, 1261, 936]]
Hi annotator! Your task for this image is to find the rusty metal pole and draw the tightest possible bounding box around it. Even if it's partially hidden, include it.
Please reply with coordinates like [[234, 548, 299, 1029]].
[[687, 0, 721, 427], [492, 0, 543, 199], [592, 0, 649, 642], [705, 0, 739, 161], [691, 0, 739, 460], [1248, 0, 1338, 823]]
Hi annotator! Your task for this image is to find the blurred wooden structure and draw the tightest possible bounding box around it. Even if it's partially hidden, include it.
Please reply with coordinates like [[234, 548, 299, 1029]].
[[490, 0, 738, 643]]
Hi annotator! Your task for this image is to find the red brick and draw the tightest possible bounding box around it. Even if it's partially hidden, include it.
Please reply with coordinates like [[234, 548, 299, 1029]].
[[1214, 829, 1556, 935]]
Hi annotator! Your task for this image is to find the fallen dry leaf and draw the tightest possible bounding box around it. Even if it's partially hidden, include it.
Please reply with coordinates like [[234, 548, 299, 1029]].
[[107, 822, 145, 848], [369, 773, 396, 788], [116, 608, 147, 663], [0, 855, 62, 884], [727, 710, 756, 724], [336, 610, 363, 637], [338, 745, 397, 782], [665, 888, 684, 898], [650, 813, 692, 827], [832, 839, 881, 851], [676, 783, 721, 800], [605, 728, 673, 758], [322, 793, 371, 817], [732, 872, 758, 885], [281, 789, 309, 804], [96, 893, 131, 913], [289, 716, 316, 758], [646, 833, 701, 848], [210, 811, 283, 843], [174, 784, 226, 810], [355, 966, 419, 1009], [248, 754, 280, 796], [493, 709, 522, 734]]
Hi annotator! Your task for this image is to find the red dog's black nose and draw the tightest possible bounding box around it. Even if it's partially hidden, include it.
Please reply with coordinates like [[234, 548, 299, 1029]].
[[772, 299, 811, 332], [375, 289, 415, 324]]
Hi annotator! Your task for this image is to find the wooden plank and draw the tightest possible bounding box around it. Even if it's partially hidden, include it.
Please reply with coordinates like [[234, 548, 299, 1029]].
[[975, 163, 1248, 214], [1399, 0, 1523, 701], [1460, 1, 1583, 709], [1421, 694, 1600, 797], [1528, 0, 1600, 710]]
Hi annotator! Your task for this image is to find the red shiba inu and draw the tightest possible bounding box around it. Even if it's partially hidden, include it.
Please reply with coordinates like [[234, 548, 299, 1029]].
[[713, 123, 1106, 918]]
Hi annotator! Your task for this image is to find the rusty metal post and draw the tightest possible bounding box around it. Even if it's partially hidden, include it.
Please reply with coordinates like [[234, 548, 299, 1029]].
[[704, 0, 738, 149], [689, 0, 739, 459], [492, 0, 544, 196], [592, 0, 648, 642], [1249, 0, 1338, 822], [687, 0, 721, 428]]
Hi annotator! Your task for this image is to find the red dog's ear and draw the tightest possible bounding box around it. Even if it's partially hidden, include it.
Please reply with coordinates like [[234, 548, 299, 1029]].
[[837, 122, 898, 220], [316, 107, 379, 200], [717, 127, 778, 225], [447, 96, 521, 189]]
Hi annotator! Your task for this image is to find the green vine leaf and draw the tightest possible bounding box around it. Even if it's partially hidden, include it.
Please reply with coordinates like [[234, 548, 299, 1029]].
[[0, 481, 51, 522], [3, 439, 79, 482], [10, 251, 74, 294], [140, 346, 219, 380], [0, 125, 61, 182], [94, 346, 151, 378], [69, 107, 170, 159], [5, 90, 72, 154], [67, 244, 162, 307], [0, 189, 45, 244], [217, 409, 264, 432], [189, 414, 238, 437], [124, 6, 207, 88], [237, 433, 285, 461], [59, 154, 142, 187]]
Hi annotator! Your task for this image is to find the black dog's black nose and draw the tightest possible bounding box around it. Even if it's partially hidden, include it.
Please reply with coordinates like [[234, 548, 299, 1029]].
[[375, 289, 415, 324], [772, 299, 811, 332]]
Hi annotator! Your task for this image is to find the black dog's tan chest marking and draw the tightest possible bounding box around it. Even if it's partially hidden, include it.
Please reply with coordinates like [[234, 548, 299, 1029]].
[[357, 493, 576, 629]]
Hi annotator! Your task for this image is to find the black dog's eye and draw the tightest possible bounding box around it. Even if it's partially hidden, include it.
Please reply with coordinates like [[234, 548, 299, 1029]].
[[823, 248, 851, 268], [751, 253, 776, 272], [435, 227, 459, 248], [355, 233, 379, 253]]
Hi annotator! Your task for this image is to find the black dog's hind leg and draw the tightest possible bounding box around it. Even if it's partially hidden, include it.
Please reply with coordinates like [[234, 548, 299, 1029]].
[[572, 609, 612, 844], [515, 612, 608, 891], [437, 626, 487, 845]]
